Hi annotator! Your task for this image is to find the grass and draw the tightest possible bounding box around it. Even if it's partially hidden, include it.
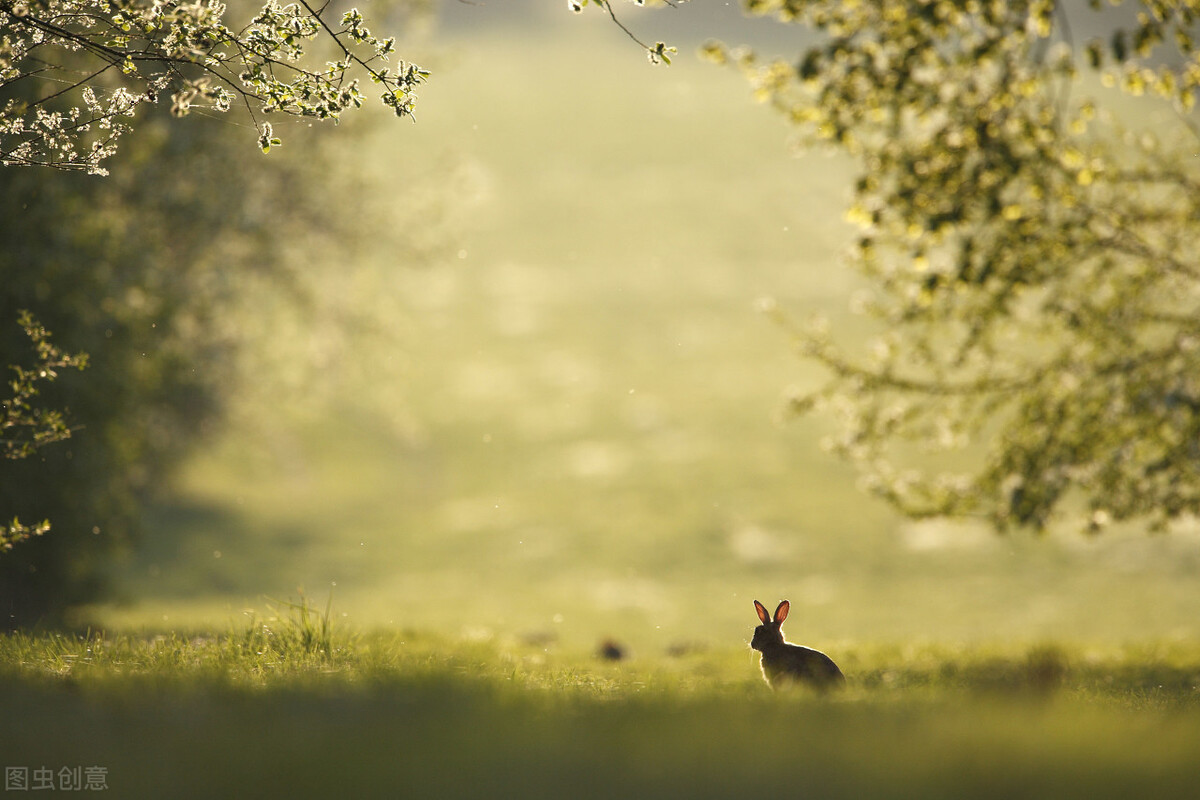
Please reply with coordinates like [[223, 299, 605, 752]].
[[4, 610, 1200, 799]]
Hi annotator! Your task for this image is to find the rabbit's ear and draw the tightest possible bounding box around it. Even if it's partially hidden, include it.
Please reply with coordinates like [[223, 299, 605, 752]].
[[774, 600, 790, 624], [754, 600, 771, 625]]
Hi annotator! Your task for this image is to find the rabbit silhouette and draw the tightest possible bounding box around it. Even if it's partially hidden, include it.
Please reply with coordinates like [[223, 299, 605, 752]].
[[751, 600, 844, 690]]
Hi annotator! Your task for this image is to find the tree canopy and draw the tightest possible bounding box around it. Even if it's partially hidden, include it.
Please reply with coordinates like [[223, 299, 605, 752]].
[[696, 0, 1200, 532]]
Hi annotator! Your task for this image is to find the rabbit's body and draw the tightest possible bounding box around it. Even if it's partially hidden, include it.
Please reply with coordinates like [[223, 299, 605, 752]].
[[751, 600, 845, 690]]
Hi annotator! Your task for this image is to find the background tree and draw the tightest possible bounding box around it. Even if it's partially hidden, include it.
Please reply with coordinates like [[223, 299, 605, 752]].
[[0, 106, 294, 624], [0, 27, 444, 627], [692, 0, 1200, 533]]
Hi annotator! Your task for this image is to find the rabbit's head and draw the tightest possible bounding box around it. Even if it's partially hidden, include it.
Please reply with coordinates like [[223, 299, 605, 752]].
[[751, 599, 789, 652]]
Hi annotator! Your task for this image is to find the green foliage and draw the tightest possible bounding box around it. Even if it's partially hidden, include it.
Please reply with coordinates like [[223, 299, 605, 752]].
[[2, 310, 88, 462], [0, 518, 48, 554], [706, 0, 1200, 532], [2, 310, 87, 553], [0, 0, 429, 173]]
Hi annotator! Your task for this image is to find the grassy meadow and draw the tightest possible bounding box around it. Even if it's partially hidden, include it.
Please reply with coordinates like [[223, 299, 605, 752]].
[[7, 7, 1200, 798], [3, 618, 1200, 799]]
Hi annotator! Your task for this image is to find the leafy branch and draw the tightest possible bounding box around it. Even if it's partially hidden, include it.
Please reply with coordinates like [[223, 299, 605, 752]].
[[568, 0, 682, 65], [0, 0, 429, 173], [2, 310, 88, 552]]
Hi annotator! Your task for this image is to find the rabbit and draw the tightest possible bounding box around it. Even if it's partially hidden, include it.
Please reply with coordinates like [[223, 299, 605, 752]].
[[751, 599, 845, 690]]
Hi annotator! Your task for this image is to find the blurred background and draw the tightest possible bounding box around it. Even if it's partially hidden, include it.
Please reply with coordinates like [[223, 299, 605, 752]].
[[4, 0, 1199, 651]]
